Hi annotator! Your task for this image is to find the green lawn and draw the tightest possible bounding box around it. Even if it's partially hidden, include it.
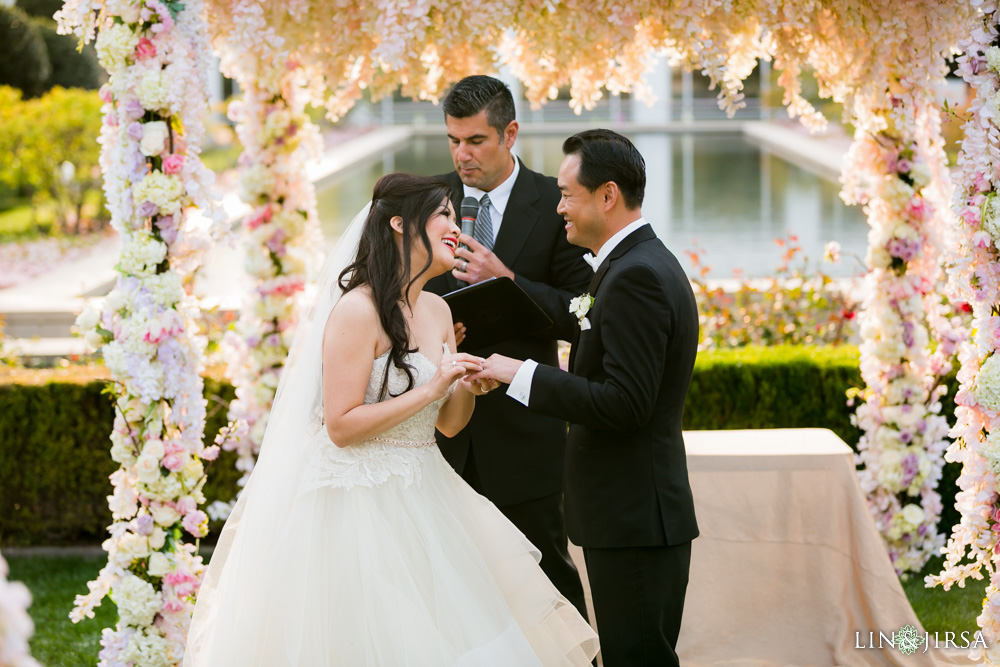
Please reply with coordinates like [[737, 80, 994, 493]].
[[903, 556, 985, 634], [4, 552, 986, 665], [7, 555, 116, 667]]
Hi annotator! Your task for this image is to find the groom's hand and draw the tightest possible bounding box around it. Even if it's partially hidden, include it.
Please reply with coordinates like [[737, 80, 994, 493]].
[[453, 234, 515, 285], [468, 354, 522, 385]]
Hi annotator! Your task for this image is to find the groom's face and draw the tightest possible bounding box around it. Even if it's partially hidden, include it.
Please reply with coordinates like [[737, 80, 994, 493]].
[[557, 154, 605, 252]]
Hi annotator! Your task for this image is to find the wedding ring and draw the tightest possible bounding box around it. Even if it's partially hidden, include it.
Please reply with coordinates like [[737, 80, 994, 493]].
[[460, 260, 468, 272], [451, 360, 457, 367]]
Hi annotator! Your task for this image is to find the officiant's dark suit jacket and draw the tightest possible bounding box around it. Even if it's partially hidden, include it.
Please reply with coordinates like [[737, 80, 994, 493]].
[[425, 161, 592, 505], [529, 224, 700, 548]]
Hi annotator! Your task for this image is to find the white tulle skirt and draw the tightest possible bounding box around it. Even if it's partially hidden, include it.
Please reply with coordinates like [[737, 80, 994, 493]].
[[184, 443, 598, 666]]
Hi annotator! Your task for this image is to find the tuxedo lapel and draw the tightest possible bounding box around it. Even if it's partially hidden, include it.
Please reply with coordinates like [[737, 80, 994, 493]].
[[491, 159, 540, 265], [569, 225, 656, 373], [586, 224, 655, 298]]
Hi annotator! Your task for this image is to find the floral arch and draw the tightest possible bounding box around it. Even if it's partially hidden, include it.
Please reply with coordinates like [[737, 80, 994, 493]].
[[51, 0, 1000, 664]]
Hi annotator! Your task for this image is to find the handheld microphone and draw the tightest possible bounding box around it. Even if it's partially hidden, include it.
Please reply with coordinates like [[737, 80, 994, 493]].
[[456, 196, 479, 288], [459, 196, 478, 250]]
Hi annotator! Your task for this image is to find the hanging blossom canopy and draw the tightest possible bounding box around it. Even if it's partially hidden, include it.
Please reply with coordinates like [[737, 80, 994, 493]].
[[204, 0, 973, 128]]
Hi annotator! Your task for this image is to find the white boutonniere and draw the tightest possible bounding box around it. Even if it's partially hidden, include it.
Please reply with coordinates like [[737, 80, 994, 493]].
[[569, 293, 594, 331]]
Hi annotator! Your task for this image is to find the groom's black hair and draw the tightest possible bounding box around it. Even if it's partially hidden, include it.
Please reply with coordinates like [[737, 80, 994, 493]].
[[562, 129, 646, 210], [442, 75, 516, 140]]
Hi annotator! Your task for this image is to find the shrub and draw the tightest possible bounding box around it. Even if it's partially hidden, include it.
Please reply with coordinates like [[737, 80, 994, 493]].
[[688, 234, 860, 349], [15, 0, 65, 19], [33, 19, 103, 92], [0, 376, 243, 546], [0, 6, 51, 98], [0, 86, 105, 234], [0, 347, 965, 546]]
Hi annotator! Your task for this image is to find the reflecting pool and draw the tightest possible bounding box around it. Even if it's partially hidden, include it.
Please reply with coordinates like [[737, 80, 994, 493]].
[[316, 132, 868, 278]]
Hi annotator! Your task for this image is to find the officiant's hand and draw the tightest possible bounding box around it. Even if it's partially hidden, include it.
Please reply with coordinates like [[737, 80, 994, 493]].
[[453, 322, 466, 347], [453, 234, 515, 285], [468, 354, 522, 385]]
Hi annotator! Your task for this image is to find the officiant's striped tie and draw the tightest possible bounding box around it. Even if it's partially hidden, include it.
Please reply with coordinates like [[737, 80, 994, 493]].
[[475, 194, 494, 251]]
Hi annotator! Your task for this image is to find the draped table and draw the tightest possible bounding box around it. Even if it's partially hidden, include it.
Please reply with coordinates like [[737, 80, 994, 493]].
[[570, 428, 975, 666]]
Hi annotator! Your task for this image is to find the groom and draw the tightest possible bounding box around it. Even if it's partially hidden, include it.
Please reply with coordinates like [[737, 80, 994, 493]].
[[471, 129, 700, 666]]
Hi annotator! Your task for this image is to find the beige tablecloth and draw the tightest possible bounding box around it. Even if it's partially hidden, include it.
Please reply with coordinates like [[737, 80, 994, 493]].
[[667, 429, 974, 667]]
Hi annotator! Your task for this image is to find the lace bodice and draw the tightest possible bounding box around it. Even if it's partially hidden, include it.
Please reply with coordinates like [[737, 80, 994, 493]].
[[362, 349, 445, 443], [301, 345, 451, 493]]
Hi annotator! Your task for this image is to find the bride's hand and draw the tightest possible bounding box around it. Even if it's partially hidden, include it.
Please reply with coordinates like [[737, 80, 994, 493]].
[[458, 376, 500, 396], [429, 353, 484, 399]]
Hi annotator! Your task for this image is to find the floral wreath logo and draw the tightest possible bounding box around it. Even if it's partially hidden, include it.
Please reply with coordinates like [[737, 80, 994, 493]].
[[895, 624, 925, 655]]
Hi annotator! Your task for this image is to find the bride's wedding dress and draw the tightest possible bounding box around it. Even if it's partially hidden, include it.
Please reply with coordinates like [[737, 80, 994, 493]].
[[184, 344, 599, 666]]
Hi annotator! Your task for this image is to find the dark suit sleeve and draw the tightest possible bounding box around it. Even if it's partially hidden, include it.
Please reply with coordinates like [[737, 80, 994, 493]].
[[513, 230, 593, 341], [529, 263, 671, 431]]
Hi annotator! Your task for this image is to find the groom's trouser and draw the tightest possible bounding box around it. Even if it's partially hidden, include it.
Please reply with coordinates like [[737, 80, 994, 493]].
[[463, 447, 589, 620], [583, 542, 691, 667]]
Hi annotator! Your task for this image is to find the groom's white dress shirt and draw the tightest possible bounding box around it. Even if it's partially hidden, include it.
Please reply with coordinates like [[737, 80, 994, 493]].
[[506, 218, 649, 406], [460, 157, 520, 244]]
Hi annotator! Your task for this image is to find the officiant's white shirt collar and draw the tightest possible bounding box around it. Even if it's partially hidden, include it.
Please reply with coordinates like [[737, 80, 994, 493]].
[[585, 218, 648, 272], [462, 156, 520, 234]]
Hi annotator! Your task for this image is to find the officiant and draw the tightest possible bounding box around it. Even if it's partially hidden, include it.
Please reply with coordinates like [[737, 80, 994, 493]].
[[423, 75, 593, 617]]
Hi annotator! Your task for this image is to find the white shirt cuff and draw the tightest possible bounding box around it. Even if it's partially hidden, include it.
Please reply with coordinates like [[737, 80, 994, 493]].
[[506, 359, 538, 407]]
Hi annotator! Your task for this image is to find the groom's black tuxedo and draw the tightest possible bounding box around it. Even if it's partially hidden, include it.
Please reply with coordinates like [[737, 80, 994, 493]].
[[527, 224, 700, 666], [424, 159, 593, 616]]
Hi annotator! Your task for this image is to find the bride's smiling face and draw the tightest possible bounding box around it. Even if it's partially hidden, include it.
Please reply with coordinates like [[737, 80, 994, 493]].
[[415, 198, 460, 277]]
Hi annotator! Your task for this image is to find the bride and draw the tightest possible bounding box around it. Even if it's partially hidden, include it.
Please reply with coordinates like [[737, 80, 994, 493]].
[[184, 173, 599, 666]]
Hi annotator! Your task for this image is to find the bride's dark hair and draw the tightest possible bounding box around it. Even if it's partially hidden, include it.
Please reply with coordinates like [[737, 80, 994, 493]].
[[339, 173, 454, 398]]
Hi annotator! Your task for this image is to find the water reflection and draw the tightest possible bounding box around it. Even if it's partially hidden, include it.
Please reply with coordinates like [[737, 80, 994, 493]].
[[315, 132, 869, 278]]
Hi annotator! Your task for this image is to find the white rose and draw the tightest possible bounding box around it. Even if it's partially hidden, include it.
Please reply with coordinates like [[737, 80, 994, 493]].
[[139, 121, 170, 157], [104, 289, 127, 313], [142, 439, 165, 460], [149, 527, 166, 550], [149, 503, 180, 527], [147, 551, 171, 577], [108, 0, 142, 23], [85, 330, 106, 349], [75, 305, 100, 331], [134, 454, 161, 484], [901, 504, 925, 527]]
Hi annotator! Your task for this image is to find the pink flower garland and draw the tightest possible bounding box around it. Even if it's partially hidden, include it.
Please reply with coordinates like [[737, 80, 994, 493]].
[[207, 50, 323, 511], [843, 96, 960, 577], [928, 2, 1000, 662], [57, 1, 244, 664]]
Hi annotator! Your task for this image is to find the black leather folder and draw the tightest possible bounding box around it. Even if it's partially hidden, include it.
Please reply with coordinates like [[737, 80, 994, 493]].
[[443, 277, 553, 352]]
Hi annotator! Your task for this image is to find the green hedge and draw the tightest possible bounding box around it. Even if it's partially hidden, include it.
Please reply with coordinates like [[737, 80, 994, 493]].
[[0, 346, 964, 546], [0, 378, 242, 546]]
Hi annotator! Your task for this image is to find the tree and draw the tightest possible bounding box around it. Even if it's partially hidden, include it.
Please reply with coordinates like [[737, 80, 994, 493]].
[[15, 0, 65, 20], [33, 19, 103, 91], [0, 6, 50, 98]]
